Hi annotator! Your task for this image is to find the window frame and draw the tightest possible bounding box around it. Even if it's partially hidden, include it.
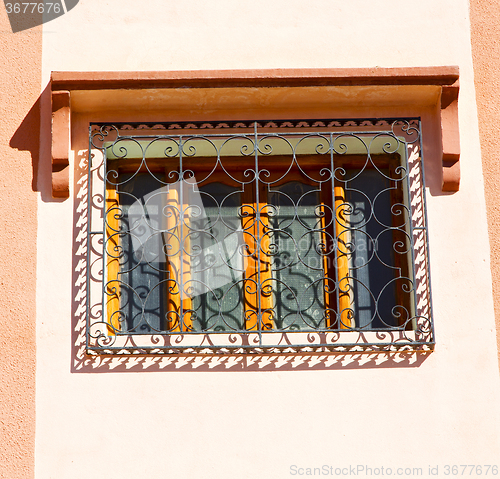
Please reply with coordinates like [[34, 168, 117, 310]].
[[87, 118, 434, 354]]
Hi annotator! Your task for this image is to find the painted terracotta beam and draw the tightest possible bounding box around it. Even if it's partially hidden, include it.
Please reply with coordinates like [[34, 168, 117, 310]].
[[51, 66, 459, 90], [50, 67, 460, 199]]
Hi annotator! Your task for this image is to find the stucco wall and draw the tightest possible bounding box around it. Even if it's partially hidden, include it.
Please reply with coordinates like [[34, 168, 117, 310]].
[[30, 1, 500, 478], [0, 7, 40, 479], [470, 0, 500, 362]]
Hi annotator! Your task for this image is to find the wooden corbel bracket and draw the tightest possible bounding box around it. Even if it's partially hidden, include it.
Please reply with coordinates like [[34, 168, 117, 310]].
[[51, 89, 70, 198], [441, 80, 460, 191]]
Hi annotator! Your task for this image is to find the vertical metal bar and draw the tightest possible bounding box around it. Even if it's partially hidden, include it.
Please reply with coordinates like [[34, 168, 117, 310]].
[[100, 131, 110, 345], [254, 122, 262, 345], [179, 136, 184, 331], [86, 125, 93, 351], [329, 132, 340, 330]]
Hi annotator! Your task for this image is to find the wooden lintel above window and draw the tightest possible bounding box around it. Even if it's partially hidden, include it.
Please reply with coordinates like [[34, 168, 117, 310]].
[[50, 66, 460, 199], [51, 67, 459, 90]]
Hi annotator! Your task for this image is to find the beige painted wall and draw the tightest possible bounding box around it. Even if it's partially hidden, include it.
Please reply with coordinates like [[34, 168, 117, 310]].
[[28, 1, 500, 478], [0, 7, 40, 479]]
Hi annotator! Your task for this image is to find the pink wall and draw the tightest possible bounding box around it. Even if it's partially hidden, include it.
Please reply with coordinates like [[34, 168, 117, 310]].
[[0, 8, 41, 479], [470, 0, 500, 362]]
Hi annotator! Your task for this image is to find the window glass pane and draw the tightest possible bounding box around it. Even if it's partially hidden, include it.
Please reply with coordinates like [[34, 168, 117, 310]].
[[268, 181, 327, 331], [345, 168, 411, 328], [189, 182, 245, 331], [117, 172, 167, 333]]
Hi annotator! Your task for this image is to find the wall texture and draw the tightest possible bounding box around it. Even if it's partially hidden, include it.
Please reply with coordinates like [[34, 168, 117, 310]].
[[0, 7, 41, 479], [33, 2, 500, 478], [0, 0, 499, 477], [470, 0, 500, 362]]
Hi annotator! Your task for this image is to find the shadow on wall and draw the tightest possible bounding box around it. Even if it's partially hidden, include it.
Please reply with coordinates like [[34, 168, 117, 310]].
[[9, 89, 42, 192], [9, 84, 62, 203], [70, 147, 433, 373], [72, 350, 432, 373]]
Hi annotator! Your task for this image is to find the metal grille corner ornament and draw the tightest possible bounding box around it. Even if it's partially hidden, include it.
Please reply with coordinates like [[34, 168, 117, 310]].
[[85, 118, 434, 354]]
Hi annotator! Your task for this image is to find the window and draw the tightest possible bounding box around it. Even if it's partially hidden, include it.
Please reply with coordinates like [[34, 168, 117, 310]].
[[88, 118, 433, 353]]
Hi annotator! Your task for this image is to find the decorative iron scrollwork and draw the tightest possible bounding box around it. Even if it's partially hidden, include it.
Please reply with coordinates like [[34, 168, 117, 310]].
[[85, 118, 433, 354]]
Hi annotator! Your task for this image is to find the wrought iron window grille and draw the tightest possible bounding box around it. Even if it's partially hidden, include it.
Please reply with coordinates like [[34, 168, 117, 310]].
[[86, 118, 434, 355]]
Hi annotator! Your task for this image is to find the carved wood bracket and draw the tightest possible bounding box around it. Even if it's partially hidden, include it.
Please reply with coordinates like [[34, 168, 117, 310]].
[[441, 81, 460, 191], [51, 90, 70, 198], [50, 67, 460, 199]]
